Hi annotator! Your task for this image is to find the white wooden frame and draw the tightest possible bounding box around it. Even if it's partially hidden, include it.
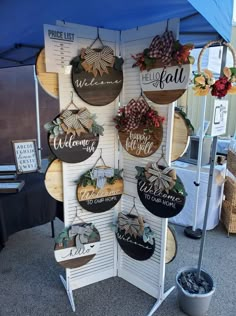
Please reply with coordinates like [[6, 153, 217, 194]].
[[45, 19, 179, 314]]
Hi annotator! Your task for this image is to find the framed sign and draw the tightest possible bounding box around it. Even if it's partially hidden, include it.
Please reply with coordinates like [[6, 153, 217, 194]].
[[12, 139, 39, 174], [209, 100, 228, 137]]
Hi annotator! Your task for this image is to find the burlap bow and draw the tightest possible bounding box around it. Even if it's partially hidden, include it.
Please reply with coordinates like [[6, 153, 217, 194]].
[[123, 98, 150, 131], [118, 213, 144, 238], [90, 167, 114, 189], [60, 108, 93, 136], [145, 162, 176, 192], [81, 46, 115, 77], [148, 31, 175, 66]]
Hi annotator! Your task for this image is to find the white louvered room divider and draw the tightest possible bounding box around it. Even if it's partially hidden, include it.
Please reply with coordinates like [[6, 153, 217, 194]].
[[54, 19, 178, 314]]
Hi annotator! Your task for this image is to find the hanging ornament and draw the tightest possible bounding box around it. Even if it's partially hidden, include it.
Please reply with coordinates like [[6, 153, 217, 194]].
[[54, 211, 100, 269], [44, 96, 104, 163], [76, 152, 123, 213], [70, 34, 123, 106], [113, 201, 155, 261], [114, 97, 164, 157], [132, 30, 194, 104], [136, 152, 186, 218]]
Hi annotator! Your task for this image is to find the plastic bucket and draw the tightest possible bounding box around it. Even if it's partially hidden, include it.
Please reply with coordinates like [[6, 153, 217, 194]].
[[176, 266, 215, 316]]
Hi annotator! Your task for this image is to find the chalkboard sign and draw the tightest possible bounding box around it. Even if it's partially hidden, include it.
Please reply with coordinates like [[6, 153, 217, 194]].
[[77, 166, 123, 213], [141, 60, 191, 104], [12, 139, 39, 174], [137, 176, 186, 218], [116, 213, 155, 261], [47, 114, 99, 163], [118, 125, 163, 157], [71, 61, 123, 106]]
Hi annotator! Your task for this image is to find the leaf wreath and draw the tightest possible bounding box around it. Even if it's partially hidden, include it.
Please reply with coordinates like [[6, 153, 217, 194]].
[[175, 107, 194, 132], [77, 168, 123, 187]]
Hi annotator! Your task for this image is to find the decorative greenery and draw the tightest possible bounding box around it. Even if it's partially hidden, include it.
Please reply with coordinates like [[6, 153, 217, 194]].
[[44, 111, 104, 138], [114, 103, 165, 133], [135, 166, 187, 197], [77, 168, 123, 188], [175, 107, 194, 132], [193, 67, 236, 97], [132, 38, 194, 71]]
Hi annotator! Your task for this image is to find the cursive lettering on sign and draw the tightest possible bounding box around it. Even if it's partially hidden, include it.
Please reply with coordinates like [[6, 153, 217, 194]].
[[116, 232, 153, 249], [139, 180, 183, 206], [141, 64, 190, 91], [53, 134, 96, 153], [75, 77, 122, 89], [79, 188, 121, 201], [125, 130, 154, 156]]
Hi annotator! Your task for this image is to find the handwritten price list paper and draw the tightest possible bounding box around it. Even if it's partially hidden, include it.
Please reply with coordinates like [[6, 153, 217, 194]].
[[44, 24, 78, 73]]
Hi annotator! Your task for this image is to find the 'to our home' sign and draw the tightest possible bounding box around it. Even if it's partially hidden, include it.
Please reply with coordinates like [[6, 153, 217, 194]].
[[140, 61, 191, 104]]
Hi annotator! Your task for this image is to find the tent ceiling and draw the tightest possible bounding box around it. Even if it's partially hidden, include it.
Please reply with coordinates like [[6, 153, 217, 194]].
[[0, 0, 233, 69]]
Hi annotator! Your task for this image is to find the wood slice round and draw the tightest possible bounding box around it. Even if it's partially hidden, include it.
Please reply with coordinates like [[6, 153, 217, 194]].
[[171, 111, 190, 161], [77, 176, 123, 213], [116, 214, 155, 261], [71, 62, 123, 106], [35, 48, 59, 98], [44, 158, 63, 202], [140, 60, 191, 104], [54, 223, 100, 269], [137, 172, 186, 218], [166, 225, 178, 264], [118, 125, 163, 157], [48, 114, 99, 163]]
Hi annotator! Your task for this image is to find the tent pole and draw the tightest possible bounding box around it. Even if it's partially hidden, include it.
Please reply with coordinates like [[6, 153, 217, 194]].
[[33, 65, 42, 169], [184, 95, 207, 239]]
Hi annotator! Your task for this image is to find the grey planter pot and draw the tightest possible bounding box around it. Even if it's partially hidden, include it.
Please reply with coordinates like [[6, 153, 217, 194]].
[[176, 266, 215, 316]]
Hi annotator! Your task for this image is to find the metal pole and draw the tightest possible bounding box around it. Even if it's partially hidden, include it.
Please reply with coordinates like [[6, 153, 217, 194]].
[[197, 135, 217, 279], [184, 95, 207, 238], [33, 65, 42, 169]]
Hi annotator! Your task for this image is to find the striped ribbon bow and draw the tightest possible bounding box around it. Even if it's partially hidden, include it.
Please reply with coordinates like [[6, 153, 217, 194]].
[[148, 31, 175, 66], [90, 167, 114, 189], [145, 162, 176, 192], [82, 46, 115, 77], [60, 108, 93, 136], [123, 98, 150, 132], [118, 213, 143, 238]]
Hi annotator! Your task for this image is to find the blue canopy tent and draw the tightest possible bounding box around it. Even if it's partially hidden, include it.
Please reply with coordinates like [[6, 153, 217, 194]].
[[0, 0, 233, 68]]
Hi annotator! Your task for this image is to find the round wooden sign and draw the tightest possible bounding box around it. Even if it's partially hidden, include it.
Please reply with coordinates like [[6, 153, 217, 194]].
[[54, 223, 100, 269], [118, 125, 163, 157], [71, 59, 123, 106], [166, 225, 178, 264], [171, 110, 190, 161], [77, 166, 123, 213], [47, 114, 99, 163], [116, 213, 155, 261], [44, 158, 63, 202], [137, 169, 186, 218], [35, 48, 59, 98], [140, 60, 191, 104]]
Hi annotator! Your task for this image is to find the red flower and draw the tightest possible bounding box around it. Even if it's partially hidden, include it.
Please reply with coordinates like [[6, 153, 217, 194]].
[[211, 76, 232, 98]]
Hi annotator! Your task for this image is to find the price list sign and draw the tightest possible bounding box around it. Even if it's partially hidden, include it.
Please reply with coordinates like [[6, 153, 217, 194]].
[[44, 24, 78, 73]]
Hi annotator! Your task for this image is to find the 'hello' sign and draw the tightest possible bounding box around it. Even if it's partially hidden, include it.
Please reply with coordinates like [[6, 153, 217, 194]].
[[141, 62, 191, 104]]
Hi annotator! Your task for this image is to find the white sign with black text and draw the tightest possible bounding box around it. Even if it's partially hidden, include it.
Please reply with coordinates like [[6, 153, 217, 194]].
[[210, 99, 228, 137], [12, 139, 39, 173], [44, 24, 78, 73]]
